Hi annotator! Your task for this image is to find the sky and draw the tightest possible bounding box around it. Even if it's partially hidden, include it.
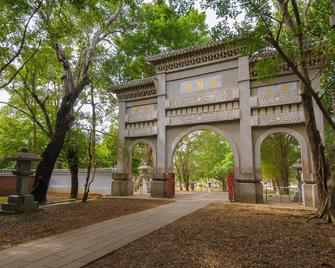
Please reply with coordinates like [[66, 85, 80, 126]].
[[0, 1, 220, 107]]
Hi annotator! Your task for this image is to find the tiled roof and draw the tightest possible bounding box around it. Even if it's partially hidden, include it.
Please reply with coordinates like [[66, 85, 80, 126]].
[[147, 38, 239, 63], [108, 77, 156, 92]]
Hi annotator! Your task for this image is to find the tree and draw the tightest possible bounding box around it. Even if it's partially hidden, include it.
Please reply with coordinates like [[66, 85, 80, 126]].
[[203, 0, 335, 222], [261, 133, 300, 194], [131, 143, 153, 177], [82, 87, 97, 203], [0, 1, 42, 88], [173, 131, 234, 191], [211, 152, 234, 191], [174, 133, 201, 191], [29, 1, 123, 202], [106, 1, 209, 81]]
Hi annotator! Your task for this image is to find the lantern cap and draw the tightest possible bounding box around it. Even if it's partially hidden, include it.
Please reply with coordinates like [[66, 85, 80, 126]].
[[7, 148, 41, 162], [292, 159, 302, 169]]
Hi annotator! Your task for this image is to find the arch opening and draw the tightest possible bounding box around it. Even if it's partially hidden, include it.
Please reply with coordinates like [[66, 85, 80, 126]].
[[260, 132, 303, 205], [171, 129, 236, 194], [128, 142, 154, 194]]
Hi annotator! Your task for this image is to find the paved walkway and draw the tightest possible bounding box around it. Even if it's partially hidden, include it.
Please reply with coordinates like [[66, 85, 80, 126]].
[[0, 192, 227, 268]]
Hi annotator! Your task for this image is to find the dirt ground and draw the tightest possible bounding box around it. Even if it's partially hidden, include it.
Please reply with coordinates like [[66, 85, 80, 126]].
[[0, 192, 102, 204], [46, 192, 102, 202], [0, 198, 170, 249], [88, 203, 335, 268]]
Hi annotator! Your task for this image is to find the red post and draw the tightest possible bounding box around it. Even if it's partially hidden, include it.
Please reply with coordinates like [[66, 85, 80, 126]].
[[166, 173, 175, 198], [227, 173, 234, 202]]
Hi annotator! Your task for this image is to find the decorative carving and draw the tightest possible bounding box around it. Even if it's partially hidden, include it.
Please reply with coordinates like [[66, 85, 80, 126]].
[[251, 111, 304, 126], [167, 110, 240, 126], [116, 85, 156, 100], [108, 77, 157, 101], [169, 88, 227, 109], [127, 111, 157, 123], [147, 40, 241, 72], [253, 82, 301, 107]]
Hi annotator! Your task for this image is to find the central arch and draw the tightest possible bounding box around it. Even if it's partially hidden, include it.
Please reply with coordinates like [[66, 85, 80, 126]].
[[167, 125, 240, 179]]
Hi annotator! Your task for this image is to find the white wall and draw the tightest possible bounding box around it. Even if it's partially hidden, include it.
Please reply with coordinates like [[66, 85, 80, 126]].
[[49, 168, 117, 196]]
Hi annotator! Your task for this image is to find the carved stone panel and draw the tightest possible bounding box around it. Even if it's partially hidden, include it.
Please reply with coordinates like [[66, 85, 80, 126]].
[[167, 109, 240, 126], [251, 111, 304, 126], [254, 82, 300, 107], [127, 104, 157, 123], [168, 88, 227, 109], [126, 126, 158, 137]]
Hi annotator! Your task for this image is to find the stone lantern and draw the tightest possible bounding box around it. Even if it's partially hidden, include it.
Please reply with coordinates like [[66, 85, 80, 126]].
[[138, 165, 153, 193], [1, 148, 41, 213], [292, 159, 303, 202]]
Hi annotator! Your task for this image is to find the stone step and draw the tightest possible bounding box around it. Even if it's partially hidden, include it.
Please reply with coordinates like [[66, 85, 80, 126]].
[[1, 202, 18, 212], [8, 194, 35, 204], [1, 199, 38, 213]]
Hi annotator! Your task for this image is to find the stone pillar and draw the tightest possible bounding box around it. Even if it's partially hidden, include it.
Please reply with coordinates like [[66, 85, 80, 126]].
[[236, 56, 263, 203], [312, 73, 324, 143], [117, 100, 126, 173], [301, 160, 318, 207], [111, 173, 133, 196], [302, 182, 318, 207], [151, 174, 167, 198], [301, 72, 323, 207], [156, 73, 166, 174]]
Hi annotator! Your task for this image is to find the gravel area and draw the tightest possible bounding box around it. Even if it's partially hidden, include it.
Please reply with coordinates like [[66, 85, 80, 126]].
[[0, 198, 170, 249], [88, 203, 335, 268]]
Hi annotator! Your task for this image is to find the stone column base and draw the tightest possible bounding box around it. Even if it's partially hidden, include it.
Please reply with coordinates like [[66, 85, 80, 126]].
[[1, 194, 38, 214], [151, 174, 167, 198], [111, 173, 133, 196], [112, 180, 133, 196], [235, 181, 263, 203], [303, 182, 318, 208]]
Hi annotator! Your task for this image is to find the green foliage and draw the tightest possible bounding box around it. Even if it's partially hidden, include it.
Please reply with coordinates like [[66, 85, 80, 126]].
[[261, 133, 300, 185], [0, 105, 48, 168], [108, 1, 209, 81], [0, 0, 211, 172], [173, 130, 234, 188], [95, 124, 119, 168], [131, 143, 153, 176]]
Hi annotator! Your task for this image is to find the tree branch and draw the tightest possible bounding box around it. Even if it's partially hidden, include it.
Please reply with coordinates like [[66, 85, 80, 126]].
[[269, 37, 335, 131], [0, 1, 42, 74], [0, 43, 41, 89], [19, 70, 54, 137], [0, 101, 49, 136]]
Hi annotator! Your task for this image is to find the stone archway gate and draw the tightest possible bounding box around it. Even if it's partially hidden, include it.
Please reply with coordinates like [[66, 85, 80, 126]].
[[109, 40, 323, 207]]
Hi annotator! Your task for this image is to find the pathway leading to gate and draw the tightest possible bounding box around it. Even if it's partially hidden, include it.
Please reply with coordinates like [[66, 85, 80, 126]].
[[0, 192, 227, 268]]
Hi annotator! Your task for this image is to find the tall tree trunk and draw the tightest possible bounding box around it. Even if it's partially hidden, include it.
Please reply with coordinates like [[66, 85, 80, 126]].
[[279, 136, 289, 194], [329, 166, 335, 223], [301, 83, 332, 220], [67, 147, 79, 199], [31, 82, 88, 202], [83, 87, 97, 203]]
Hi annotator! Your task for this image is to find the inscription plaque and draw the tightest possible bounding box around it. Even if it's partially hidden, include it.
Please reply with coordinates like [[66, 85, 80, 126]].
[[256, 82, 300, 107], [180, 75, 222, 94]]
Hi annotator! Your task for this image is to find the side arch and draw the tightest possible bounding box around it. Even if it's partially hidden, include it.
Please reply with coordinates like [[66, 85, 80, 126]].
[[127, 138, 157, 175], [254, 127, 310, 181], [167, 124, 240, 177]]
